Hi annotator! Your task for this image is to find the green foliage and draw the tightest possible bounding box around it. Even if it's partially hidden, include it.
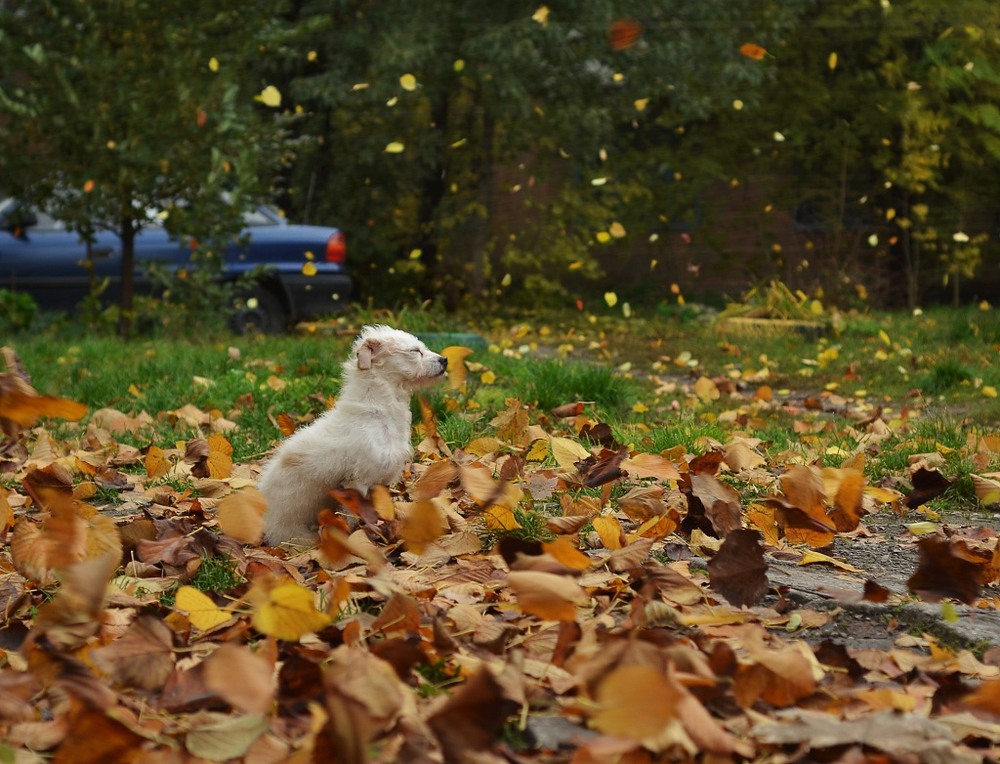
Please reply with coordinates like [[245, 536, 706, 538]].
[[0, 1, 291, 336], [273, 0, 805, 309], [520, 360, 631, 413], [0, 289, 37, 332], [191, 555, 244, 594]]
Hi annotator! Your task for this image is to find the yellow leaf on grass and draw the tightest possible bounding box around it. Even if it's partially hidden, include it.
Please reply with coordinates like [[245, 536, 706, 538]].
[[693, 376, 720, 402], [175, 586, 231, 632], [483, 504, 521, 531], [507, 571, 585, 621], [551, 436, 590, 469], [971, 474, 1000, 506], [593, 515, 624, 550], [252, 582, 331, 641]]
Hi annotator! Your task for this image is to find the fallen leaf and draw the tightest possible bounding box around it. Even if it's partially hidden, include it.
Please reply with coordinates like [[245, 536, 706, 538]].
[[907, 536, 981, 604], [175, 585, 232, 632], [507, 571, 586, 621], [251, 581, 332, 640]]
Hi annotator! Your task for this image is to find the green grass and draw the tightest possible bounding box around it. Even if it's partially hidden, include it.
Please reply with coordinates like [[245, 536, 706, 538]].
[[6, 304, 999, 517]]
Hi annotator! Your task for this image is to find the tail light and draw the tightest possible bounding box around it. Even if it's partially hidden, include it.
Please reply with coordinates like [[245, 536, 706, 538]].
[[325, 231, 346, 263]]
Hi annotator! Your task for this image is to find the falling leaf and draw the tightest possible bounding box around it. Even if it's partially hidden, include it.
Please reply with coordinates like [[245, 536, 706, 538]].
[[608, 19, 643, 51], [609, 222, 626, 238], [532, 5, 549, 25], [215, 487, 266, 544], [740, 43, 768, 60], [828, 51, 838, 70], [399, 499, 447, 553], [440, 345, 473, 388], [907, 536, 981, 604], [507, 570, 585, 621], [590, 665, 681, 741], [252, 581, 332, 640], [90, 615, 176, 691], [175, 586, 231, 632], [708, 529, 768, 607], [203, 643, 276, 715], [257, 85, 282, 107], [302, 261, 317, 276], [208, 57, 220, 72], [604, 291, 618, 308], [384, 141, 405, 153], [399, 73, 417, 91], [904, 465, 953, 508]]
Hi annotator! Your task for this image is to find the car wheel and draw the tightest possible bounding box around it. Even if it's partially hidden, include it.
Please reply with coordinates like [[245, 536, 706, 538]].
[[229, 286, 288, 334]]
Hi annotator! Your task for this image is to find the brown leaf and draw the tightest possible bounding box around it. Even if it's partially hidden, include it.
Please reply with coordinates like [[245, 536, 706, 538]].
[[90, 614, 176, 691], [203, 643, 276, 715], [590, 664, 681, 744], [689, 473, 743, 537], [707, 528, 769, 607], [764, 465, 836, 548], [412, 460, 459, 500], [907, 535, 981, 604], [735, 628, 819, 708], [579, 446, 628, 487], [427, 660, 522, 762], [723, 441, 766, 472], [904, 465, 954, 508], [551, 401, 586, 418]]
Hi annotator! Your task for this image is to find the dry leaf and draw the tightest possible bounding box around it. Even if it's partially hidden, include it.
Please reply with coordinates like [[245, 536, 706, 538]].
[[507, 571, 586, 621]]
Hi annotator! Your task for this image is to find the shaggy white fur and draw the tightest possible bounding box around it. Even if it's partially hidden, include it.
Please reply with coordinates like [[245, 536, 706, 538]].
[[258, 325, 448, 545]]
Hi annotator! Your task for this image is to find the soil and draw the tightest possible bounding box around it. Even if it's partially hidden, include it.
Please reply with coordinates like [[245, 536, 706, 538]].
[[765, 507, 1000, 653]]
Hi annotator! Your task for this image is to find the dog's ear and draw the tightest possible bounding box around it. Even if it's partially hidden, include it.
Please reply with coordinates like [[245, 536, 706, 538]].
[[357, 339, 380, 370]]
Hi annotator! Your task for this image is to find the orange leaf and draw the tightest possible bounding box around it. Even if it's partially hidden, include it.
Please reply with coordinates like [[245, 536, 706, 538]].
[[591, 665, 680, 741], [215, 487, 266, 544], [507, 570, 586, 621], [542, 536, 593, 571], [608, 19, 643, 51], [399, 500, 447, 553], [440, 345, 473, 388], [740, 42, 768, 60]]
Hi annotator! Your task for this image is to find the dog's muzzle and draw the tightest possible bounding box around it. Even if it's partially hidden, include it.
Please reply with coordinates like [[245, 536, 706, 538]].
[[436, 355, 448, 373]]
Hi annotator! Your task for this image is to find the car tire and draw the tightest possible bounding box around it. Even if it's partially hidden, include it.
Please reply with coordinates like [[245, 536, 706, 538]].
[[229, 286, 288, 334]]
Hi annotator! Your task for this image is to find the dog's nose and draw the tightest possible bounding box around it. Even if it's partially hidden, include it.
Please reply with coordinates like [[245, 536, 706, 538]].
[[438, 355, 448, 371]]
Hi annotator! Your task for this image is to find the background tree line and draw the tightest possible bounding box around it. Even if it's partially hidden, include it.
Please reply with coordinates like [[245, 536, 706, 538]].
[[2, 0, 999, 322]]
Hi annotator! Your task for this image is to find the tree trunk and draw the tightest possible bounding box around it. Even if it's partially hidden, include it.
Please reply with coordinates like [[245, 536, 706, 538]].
[[118, 218, 136, 338]]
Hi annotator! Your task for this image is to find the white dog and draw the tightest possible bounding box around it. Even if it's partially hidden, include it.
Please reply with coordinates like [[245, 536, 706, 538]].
[[258, 325, 448, 545]]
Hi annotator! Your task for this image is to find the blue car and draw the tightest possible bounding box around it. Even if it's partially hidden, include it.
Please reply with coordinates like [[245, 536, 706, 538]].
[[0, 198, 352, 332]]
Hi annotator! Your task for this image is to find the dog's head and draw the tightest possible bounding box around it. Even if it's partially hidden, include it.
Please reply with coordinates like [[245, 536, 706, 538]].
[[351, 325, 448, 388]]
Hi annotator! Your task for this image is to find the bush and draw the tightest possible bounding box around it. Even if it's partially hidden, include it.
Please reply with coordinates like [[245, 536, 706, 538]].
[[0, 289, 37, 331]]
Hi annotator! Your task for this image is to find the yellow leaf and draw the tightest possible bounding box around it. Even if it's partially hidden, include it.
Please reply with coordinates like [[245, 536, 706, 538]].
[[592, 515, 624, 550], [483, 504, 521, 531], [252, 582, 331, 641], [208, 57, 219, 72], [693, 376, 720, 402], [604, 291, 618, 308], [399, 500, 447, 553], [399, 73, 417, 91], [526, 438, 550, 462], [258, 85, 281, 108], [301, 261, 317, 276], [609, 222, 626, 238], [550, 436, 590, 469], [798, 549, 861, 573], [634, 98, 649, 111], [175, 586, 231, 632], [144, 446, 170, 480], [983, 386, 998, 399], [441, 345, 472, 388], [828, 51, 838, 70], [384, 141, 405, 153], [481, 370, 496, 385], [595, 231, 611, 243], [532, 5, 549, 25], [542, 537, 593, 570]]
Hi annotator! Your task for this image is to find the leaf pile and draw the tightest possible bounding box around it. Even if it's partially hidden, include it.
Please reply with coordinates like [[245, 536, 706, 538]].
[[4, 353, 1000, 762]]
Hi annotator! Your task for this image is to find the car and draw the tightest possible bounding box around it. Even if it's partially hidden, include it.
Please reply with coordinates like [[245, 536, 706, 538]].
[[0, 198, 352, 332]]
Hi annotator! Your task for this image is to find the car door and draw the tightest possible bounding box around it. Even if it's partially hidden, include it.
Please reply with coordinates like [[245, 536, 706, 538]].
[[0, 206, 123, 311]]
